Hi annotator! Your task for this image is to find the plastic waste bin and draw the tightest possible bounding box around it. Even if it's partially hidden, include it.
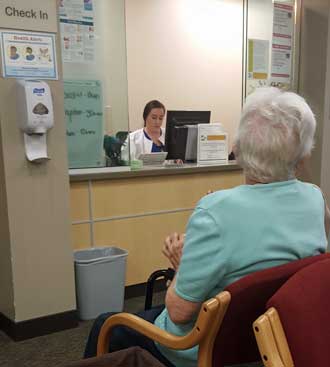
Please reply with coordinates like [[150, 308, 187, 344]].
[[74, 246, 128, 320]]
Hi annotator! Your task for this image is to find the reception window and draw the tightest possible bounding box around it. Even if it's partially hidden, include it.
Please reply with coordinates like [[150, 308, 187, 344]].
[[60, 0, 299, 170]]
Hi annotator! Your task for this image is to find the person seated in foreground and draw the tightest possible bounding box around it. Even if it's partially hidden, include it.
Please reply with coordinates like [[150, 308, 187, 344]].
[[84, 87, 330, 367], [121, 100, 166, 161]]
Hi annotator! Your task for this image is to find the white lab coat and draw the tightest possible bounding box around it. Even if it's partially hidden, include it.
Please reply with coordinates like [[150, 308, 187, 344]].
[[121, 128, 165, 161]]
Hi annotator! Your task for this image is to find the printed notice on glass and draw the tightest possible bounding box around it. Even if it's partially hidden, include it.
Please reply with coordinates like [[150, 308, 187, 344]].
[[248, 39, 269, 80], [0, 30, 57, 79], [59, 0, 95, 63], [197, 124, 228, 165], [271, 2, 294, 83]]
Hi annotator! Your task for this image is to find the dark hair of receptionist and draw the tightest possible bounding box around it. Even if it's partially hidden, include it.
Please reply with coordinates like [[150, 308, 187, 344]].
[[143, 100, 166, 127]]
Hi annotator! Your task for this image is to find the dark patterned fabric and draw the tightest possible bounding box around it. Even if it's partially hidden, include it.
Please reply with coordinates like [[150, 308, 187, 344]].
[[66, 346, 165, 367]]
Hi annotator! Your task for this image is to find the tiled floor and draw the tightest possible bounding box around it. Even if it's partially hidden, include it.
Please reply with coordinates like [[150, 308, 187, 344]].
[[0, 292, 165, 367]]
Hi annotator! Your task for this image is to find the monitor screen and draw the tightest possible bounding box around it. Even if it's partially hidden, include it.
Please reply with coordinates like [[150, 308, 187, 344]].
[[165, 110, 211, 161]]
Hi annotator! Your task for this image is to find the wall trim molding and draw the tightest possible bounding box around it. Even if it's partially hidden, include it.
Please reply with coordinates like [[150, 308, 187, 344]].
[[0, 282, 165, 341], [72, 207, 194, 225], [0, 310, 78, 341]]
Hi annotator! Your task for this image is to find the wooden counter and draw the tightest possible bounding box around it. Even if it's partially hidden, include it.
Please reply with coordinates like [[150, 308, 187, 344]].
[[70, 163, 244, 285]]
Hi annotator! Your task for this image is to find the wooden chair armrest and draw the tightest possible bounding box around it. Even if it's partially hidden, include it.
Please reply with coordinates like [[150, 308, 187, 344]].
[[253, 312, 286, 367], [266, 308, 294, 367], [97, 291, 230, 357]]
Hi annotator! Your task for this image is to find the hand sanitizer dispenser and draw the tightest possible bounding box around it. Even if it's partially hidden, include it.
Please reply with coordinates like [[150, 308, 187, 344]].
[[16, 79, 54, 162]]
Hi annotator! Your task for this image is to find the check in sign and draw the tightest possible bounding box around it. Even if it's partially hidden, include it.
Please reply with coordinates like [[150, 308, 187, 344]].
[[0, 0, 57, 33]]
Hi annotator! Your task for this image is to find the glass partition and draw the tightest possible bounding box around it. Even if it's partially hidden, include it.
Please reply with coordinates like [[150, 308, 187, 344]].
[[59, 0, 129, 168], [244, 0, 298, 97], [60, 0, 300, 170]]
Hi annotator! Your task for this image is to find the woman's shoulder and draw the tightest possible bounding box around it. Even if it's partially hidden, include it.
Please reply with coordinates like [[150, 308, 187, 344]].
[[197, 185, 245, 210], [129, 128, 144, 139], [296, 180, 323, 195]]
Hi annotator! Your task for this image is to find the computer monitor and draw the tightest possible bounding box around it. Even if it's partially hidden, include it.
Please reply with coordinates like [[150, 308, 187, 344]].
[[165, 110, 211, 161]]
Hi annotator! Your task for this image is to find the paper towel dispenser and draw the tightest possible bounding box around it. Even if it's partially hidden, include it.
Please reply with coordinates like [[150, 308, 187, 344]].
[[16, 79, 54, 134]]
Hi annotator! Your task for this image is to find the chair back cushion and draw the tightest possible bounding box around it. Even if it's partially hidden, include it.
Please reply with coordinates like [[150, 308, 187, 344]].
[[212, 253, 330, 367], [267, 258, 330, 367]]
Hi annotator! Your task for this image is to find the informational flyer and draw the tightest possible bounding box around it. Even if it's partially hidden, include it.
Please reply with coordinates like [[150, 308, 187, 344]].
[[197, 124, 228, 165], [0, 30, 57, 79], [271, 2, 294, 84], [248, 39, 269, 80], [59, 0, 95, 63]]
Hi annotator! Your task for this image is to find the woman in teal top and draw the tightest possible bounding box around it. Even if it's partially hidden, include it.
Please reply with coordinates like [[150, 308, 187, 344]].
[[84, 87, 329, 367]]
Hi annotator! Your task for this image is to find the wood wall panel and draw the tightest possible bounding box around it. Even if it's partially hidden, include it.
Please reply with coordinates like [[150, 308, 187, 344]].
[[70, 170, 244, 285], [92, 171, 244, 219], [71, 224, 91, 249], [70, 182, 90, 222], [94, 211, 192, 285]]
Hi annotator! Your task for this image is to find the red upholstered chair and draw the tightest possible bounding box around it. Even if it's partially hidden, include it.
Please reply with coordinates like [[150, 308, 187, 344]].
[[253, 258, 330, 367], [212, 253, 330, 366], [96, 253, 330, 367]]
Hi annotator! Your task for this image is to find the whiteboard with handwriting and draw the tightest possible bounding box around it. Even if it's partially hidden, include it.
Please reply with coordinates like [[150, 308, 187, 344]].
[[64, 80, 104, 168]]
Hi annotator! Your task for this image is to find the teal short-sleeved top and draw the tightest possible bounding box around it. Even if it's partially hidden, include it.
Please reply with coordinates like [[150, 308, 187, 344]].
[[154, 179, 327, 367]]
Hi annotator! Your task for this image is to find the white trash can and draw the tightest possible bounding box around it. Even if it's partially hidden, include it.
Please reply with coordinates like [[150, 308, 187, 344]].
[[74, 247, 128, 320]]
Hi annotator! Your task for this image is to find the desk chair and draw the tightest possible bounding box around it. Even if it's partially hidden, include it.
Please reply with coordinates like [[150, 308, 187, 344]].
[[96, 254, 330, 367], [103, 132, 129, 166], [115, 131, 129, 144], [253, 258, 330, 367], [104, 135, 122, 166]]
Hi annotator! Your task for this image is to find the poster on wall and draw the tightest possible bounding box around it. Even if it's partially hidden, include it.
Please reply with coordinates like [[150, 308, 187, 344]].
[[271, 2, 294, 84], [247, 39, 269, 94], [248, 39, 269, 80], [64, 80, 104, 168], [59, 0, 95, 63], [0, 30, 57, 79]]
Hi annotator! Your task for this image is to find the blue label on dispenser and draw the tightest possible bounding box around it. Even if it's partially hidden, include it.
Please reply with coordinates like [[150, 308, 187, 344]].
[[33, 88, 45, 96]]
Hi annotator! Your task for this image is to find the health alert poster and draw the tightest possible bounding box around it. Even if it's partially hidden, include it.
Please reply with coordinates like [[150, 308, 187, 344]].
[[0, 30, 57, 79]]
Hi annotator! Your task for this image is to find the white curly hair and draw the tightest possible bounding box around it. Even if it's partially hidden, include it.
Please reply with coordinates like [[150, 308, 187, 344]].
[[234, 87, 316, 183]]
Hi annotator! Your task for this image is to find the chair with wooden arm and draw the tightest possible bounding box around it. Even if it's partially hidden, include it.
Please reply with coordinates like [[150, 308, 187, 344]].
[[96, 253, 330, 367], [97, 291, 231, 367], [253, 258, 330, 367]]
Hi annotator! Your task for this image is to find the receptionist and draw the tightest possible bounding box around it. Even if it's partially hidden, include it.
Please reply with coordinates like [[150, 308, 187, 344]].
[[121, 100, 166, 161]]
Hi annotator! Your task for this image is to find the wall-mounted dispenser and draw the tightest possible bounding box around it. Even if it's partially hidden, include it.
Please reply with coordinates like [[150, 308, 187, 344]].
[[16, 79, 54, 162]]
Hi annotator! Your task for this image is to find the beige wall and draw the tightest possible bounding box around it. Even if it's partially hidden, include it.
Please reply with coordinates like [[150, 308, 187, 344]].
[[321, 3, 330, 204], [0, 122, 15, 320], [299, 0, 330, 184], [125, 0, 243, 149], [0, 0, 76, 322]]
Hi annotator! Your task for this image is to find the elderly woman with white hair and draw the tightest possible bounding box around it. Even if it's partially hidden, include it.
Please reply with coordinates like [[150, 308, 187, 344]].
[[84, 87, 329, 367]]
